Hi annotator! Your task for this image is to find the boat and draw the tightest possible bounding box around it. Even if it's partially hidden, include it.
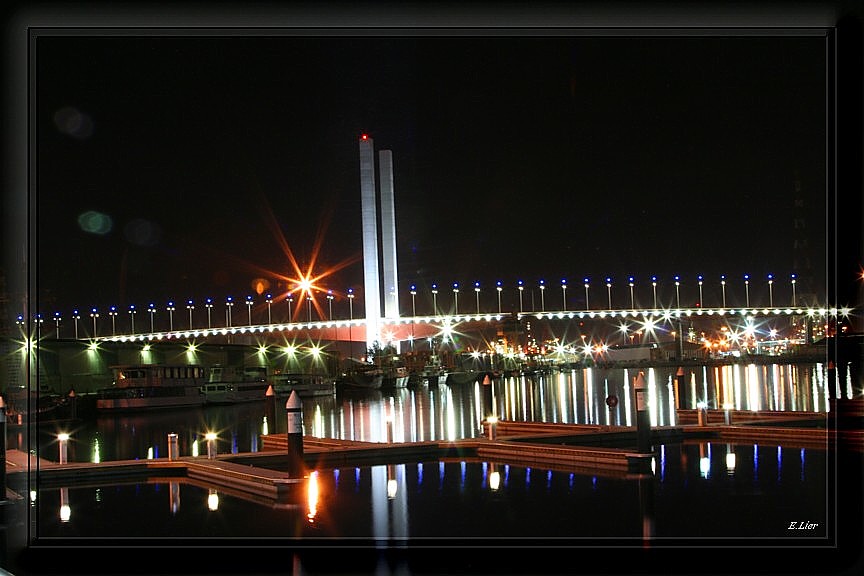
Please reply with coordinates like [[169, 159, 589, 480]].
[[269, 372, 336, 397], [201, 365, 270, 405], [418, 354, 448, 387], [2, 387, 68, 425], [339, 365, 384, 390], [381, 365, 410, 389], [95, 364, 206, 411], [446, 370, 480, 386]]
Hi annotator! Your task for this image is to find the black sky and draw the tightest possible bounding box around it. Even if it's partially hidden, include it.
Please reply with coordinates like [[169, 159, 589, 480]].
[[31, 30, 829, 317]]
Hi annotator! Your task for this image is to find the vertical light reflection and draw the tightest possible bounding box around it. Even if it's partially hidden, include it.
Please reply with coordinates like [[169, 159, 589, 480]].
[[445, 386, 457, 440], [733, 364, 743, 410], [699, 443, 711, 479], [585, 369, 594, 424], [59, 488, 71, 522], [700, 366, 709, 408], [747, 364, 761, 411], [753, 444, 759, 481], [207, 489, 219, 511], [557, 372, 569, 424], [312, 405, 323, 437], [647, 368, 658, 427], [771, 364, 781, 410], [725, 444, 736, 476], [623, 372, 633, 427], [91, 437, 101, 464], [665, 376, 676, 427], [776, 446, 782, 482], [307, 470, 319, 523]]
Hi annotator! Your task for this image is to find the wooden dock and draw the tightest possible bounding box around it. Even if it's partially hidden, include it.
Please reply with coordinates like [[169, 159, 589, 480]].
[[5, 402, 860, 504]]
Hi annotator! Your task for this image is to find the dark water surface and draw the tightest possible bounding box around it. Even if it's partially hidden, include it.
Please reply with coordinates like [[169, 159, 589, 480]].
[[4, 363, 858, 575]]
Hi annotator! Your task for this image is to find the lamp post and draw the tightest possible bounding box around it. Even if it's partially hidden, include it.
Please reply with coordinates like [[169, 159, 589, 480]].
[[128, 305, 136, 334], [674, 276, 681, 309], [53, 312, 61, 338], [474, 281, 481, 314], [327, 290, 334, 321], [148, 304, 156, 332], [606, 277, 612, 310], [187, 300, 194, 329], [306, 296, 313, 323], [583, 278, 590, 310], [791, 274, 797, 306], [205, 298, 213, 329], [452, 283, 459, 315], [651, 276, 657, 309], [108, 306, 117, 335], [767, 274, 774, 307], [561, 279, 567, 311], [166, 301, 175, 332], [697, 275, 703, 308], [539, 280, 545, 312], [264, 294, 272, 324], [431, 284, 438, 316], [628, 276, 635, 309], [246, 296, 254, 326], [287, 295, 293, 323], [721, 275, 727, 308], [518, 280, 524, 313], [72, 310, 80, 339], [225, 297, 234, 327], [410, 285, 417, 318], [744, 275, 750, 308], [496, 281, 503, 314], [90, 307, 99, 337]]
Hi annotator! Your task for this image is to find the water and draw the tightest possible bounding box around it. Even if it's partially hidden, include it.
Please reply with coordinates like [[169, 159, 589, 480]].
[[4, 361, 849, 574]]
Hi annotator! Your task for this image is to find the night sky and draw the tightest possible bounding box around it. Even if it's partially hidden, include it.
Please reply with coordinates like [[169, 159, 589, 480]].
[[29, 29, 830, 319]]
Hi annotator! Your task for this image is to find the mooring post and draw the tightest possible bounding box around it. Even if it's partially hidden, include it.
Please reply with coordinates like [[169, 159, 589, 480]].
[[285, 390, 304, 476], [633, 372, 651, 454]]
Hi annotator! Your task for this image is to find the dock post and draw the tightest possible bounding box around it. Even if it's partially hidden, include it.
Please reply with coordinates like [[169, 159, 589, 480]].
[[675, 367, 687, 409], [285, 390, 304, 476], [633, 372, 651, 454], [167, 433, 179, 460]]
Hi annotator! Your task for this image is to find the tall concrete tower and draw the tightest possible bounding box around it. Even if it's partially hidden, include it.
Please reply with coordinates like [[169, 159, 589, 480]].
[[358, 135, 381, 351], [379, 149, 400, 322]]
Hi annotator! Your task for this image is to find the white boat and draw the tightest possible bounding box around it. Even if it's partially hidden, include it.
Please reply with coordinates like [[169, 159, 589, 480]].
[[419, 354, 449, 387], [269, 372, 336, 397], [96, 364, 206, 411], [201, 365, 269, 405]]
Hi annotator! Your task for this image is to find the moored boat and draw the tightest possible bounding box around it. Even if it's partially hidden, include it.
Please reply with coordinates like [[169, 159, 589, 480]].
[[201, 365, 269, 405], [381, 365, 410, 389], [340, 366, 384, 390], [446, 370, 480, 386], [96, 364, 206, 412], [269, 372, 337, 397]]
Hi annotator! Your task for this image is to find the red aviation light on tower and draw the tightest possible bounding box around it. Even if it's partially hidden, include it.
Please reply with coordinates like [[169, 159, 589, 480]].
[[361, 134, 369, 140]]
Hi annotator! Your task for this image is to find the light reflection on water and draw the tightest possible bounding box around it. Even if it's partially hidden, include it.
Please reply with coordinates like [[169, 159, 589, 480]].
[[35, 441, 827, 540], [27, 361, 830, 464]]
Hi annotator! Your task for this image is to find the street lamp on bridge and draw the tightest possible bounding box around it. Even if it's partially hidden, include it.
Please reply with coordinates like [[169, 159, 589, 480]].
[[561, 279, 567, 311], [205, 298, 213, 328], [72, 310, 80, 339], [225, 297, 234, 327], [767, 274, 774, 307], [651, 276, 658, 309], [287, 295, 293, 323], [410, 285, 417, 317], [431, 284, 438, 316], [327, 290, 334, 321], [539, 280, 545, 312], [246, 296, 254, 326], [90, 307, 99, 337], [474, 282, 481, 314], [348, 288, 355, 358], [791, 274, 797, 306], [187, 300, 194, 329], [606, 277, 612, 310], [674, 276, 681, 309], [518, 280, 524, 313], [697, 275, 703, 308], [306, 296, 313, 323], [453, 283, 460, 315], [744, 275, 750, 308], [53, 312, 61, 338], [148, 303, 156, 332], [128, 305, 136, 334], [628, 276, 635, 309], [721, 275, 727, 308], [108, 306, 117, 335], [496, 281, 503, 314], [166, 301, 175, 331], [584, 278, 590, 310], [265, 294, 273, 324]]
